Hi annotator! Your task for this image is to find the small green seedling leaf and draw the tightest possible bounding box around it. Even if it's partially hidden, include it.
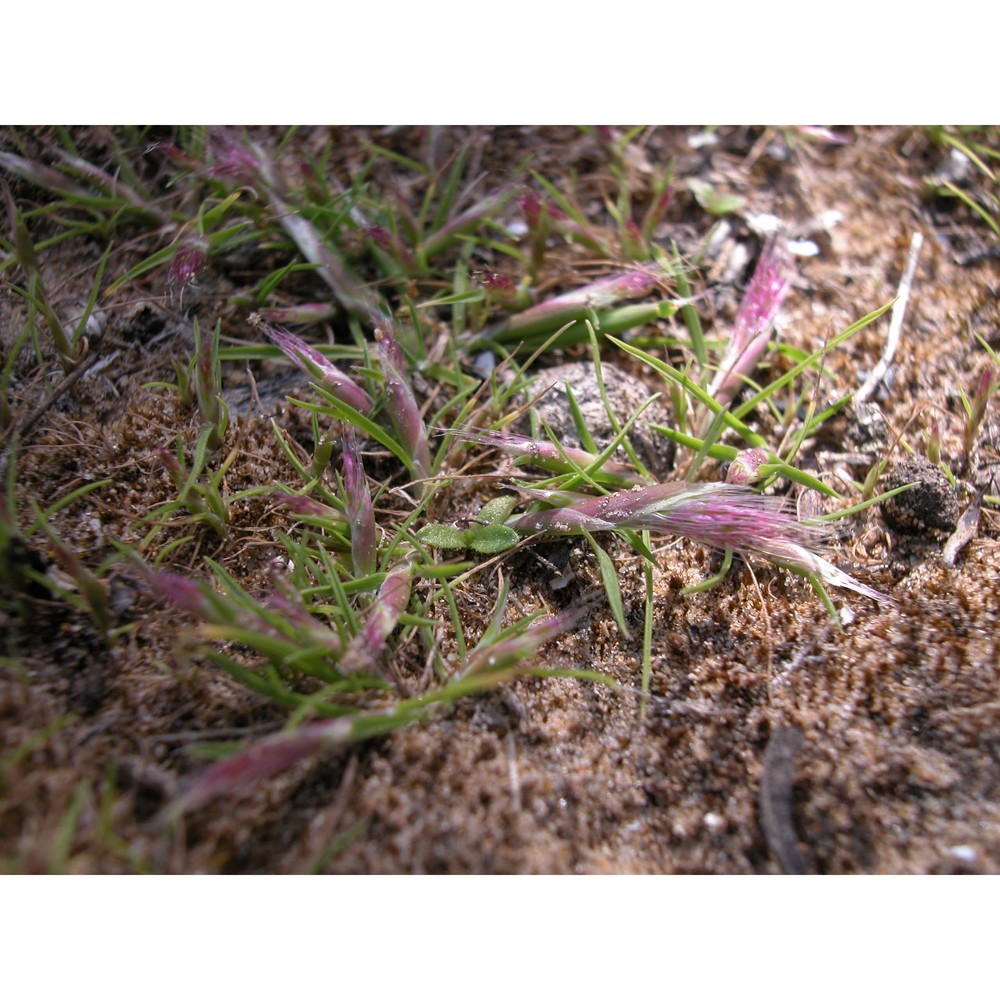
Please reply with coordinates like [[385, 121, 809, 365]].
[[467, 525, 520, 554], [477, 495, 518, 526], [416, 524, 468, 549], [686, 178, 745, 216]]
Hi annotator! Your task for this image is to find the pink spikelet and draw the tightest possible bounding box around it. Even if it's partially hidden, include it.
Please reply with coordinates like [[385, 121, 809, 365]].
[[342, 432, 376, 579], [509, 481, 886, 602], [252, 314, 374, 414], [375, 328, 431, 484], [709, 239, 791, 407], [167, 242, 207, 301]]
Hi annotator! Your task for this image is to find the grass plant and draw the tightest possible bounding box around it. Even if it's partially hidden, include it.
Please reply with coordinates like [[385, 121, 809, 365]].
[[6, 125, 983, 825]]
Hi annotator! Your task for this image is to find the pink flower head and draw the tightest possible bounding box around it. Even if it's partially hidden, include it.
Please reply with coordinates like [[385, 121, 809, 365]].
[[519, 191, 566, 228], [375, 328, 431, 483], [447, 427, 642, 485], [254, 316, 374, 414], [150, 572, 216, 619], [167, 243, 207, 300], [479, 268, 516, 293], [154, 141, 199, 170], [520, 190, 544, 228], [365, 225, 394, 251], [509, 480, 886, 602], [726, 447, 769, 486], [460, 604, 584, 678], [208, 130, 260, 182], [164, 716, 354, 819], [339, 561, 413, 674], [709, 238, 791, 406], [271, 491, 339, 519], [734, 241, 789, 340], [341, 432, 376, 578]]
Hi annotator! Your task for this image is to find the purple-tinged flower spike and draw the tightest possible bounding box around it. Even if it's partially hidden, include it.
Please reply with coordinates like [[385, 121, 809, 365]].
[[508, 481, 886, 602], [534, 267, 660, 314], [342, 433, 377, 579], [149, 572, 233, 625], [168, 242, 207, 300], [520, 190, 567, 228], [421, 186, 516, 261], [47, 148, 168, 223], [474, 267, 532, 310], [192, 317, 227, 450], [253, 315, 374, 414], [207, 129, 261, 183], [157, 445, 182, 486], [477, 268, 517, 294], [376, 328, 432, 485], [964, 365, 997, 462], [482, 265, 665, 347], [708, 239, 791, 408], [152, 565, 345, 662], [162, 715, 356, 820], [519, 190, 609, 272], [339, 561, 413, 674], [259, 303, 338, 327], [446, 428, 643, 485], [510, 481, 707, 532], [365, 225, 416, 272], [264, 569, 345, 657], [518, 190, 605, 249], [460, 605, 585, 679], [0, 150, 93, 202], [243, 141, 389, 327], [273, 199, 390, 328], [726, 447, 769, 486], [271, 491, 341, 519]]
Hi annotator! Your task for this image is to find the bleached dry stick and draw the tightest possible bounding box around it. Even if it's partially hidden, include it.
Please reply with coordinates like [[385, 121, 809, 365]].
[[856, 231, 924, 404]]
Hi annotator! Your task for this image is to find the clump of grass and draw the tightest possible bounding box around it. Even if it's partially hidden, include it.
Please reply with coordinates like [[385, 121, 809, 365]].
[[0, 436, 115, 636], [1, 180, 110, 373], [161, 598, 595, 818], [151, 429, 234, 543]]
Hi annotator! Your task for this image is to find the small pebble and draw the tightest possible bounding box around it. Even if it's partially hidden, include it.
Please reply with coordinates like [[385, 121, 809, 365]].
[[948, 845, 977, 864], [703, 811, 726, 833], [787, 238, 820, 257]]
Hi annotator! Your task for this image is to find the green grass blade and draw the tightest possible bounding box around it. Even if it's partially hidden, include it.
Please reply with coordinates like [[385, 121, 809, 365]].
[[582, 529, 629, 639]]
